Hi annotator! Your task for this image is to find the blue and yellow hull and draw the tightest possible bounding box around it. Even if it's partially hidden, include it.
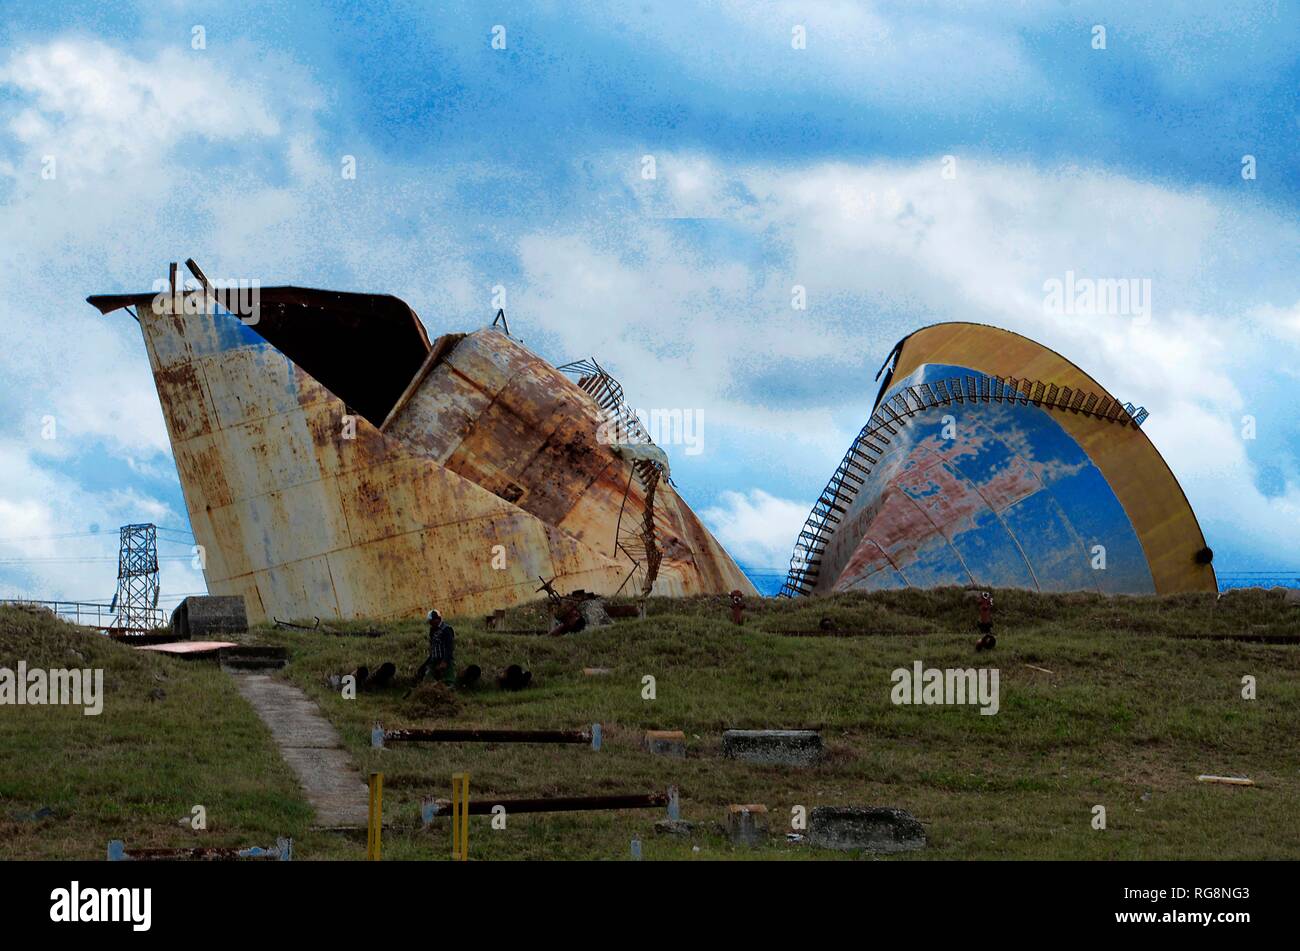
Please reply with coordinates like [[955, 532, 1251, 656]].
[[785, 323, 1215, 597]]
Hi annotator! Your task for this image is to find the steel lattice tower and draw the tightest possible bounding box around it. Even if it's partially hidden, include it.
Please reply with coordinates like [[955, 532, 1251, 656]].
[[111, 523, 160, 633]]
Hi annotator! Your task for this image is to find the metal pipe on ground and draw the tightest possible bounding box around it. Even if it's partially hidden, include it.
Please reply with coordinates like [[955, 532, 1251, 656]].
[[374, 724, 602, 749], [423, 791, 669, 821], [107, 838, 292, 861]]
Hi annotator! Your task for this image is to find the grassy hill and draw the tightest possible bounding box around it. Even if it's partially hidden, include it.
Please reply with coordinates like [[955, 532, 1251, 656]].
[[3, 588, 1298, 860], [0, 605, 316, 859]]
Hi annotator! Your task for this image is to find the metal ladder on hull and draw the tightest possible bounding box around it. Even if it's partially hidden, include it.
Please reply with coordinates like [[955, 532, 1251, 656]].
[[558, 358, 669, 597], [779, 373, 1148, 597]]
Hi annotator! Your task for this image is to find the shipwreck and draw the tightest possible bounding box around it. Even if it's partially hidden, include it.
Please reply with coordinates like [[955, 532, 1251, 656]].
[[89, 262, 755, 624], [781, 322, 1216, 597]]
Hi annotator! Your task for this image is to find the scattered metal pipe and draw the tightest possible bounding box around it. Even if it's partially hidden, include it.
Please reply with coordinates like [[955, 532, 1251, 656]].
[[274, 616, 321, 630], [422, 791, 669, 822], [374, 724, 601, 749], [107, 838, 292, 861]]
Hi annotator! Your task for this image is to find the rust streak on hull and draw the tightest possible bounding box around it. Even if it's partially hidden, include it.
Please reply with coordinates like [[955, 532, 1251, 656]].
[[100, 283, 754, 623]]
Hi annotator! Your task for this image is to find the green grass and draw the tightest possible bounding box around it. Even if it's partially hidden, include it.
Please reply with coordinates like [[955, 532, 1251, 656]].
[[0, 606, 325, 859], [3, 587, 1298, 860]]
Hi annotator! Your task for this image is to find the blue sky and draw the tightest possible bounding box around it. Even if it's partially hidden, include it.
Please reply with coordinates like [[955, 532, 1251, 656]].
[[0, 1, 1297, 607]]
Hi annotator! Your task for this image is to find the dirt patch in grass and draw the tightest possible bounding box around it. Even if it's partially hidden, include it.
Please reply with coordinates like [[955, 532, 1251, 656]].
[[404, 682, 463, 719]]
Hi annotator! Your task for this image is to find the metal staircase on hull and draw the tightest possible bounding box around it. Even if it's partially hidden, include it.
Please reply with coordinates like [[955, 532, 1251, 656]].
[[779, 373, 1149, 598], [558, 358, 669, 597]]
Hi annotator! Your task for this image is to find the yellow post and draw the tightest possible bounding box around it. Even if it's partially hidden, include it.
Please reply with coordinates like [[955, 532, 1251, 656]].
[[367, 771, 384, 861], [451, 772, 470, 861]]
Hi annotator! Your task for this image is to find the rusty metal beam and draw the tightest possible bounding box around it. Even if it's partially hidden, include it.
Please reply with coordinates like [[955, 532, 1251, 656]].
[[107, 838, 291, 861], [424, 792, 668, 818], [378, 726, 596, 745]]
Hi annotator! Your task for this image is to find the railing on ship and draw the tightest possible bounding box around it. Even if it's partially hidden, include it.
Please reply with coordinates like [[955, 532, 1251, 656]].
[[778, 372, 1149, 598], [556, 357, 669, 597]]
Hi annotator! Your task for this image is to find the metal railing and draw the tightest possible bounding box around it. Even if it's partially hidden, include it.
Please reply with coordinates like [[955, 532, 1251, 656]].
[[0, 599, 167, 633], [558, 357, 668, 596]]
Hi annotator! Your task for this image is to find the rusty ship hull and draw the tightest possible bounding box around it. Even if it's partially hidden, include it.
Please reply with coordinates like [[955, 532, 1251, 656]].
[[783, 323, 1216, 597], [90, 278, 755, 624]]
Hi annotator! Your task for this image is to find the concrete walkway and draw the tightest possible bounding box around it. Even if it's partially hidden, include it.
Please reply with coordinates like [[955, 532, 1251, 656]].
[[228, 672, 369, 829]]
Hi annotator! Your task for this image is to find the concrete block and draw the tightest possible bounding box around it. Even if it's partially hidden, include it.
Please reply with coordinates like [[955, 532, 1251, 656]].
[[653, 819, 696, 836], [219, 646, 288, 671], [725, 804, 768, 846], [722, 729, 823, 766], [808, 806, 926, 853], [644, 729, 686, 758], [171, 595, 248, 639], [579, 599, 612, 628]]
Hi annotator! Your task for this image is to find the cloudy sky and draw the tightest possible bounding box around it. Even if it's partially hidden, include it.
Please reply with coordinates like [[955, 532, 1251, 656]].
[[0, 0, 1296, 607]]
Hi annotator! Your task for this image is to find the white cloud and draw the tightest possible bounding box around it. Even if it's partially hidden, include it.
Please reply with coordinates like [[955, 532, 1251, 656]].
[[595, 0, 1048, 113], [1, 31, 1296, 606], [0, 39, 280, 180], [0, 38, 309, 606], [524, 151, 1300, 566], [701, 488, 812, 568], [0, 439, 205, 607]]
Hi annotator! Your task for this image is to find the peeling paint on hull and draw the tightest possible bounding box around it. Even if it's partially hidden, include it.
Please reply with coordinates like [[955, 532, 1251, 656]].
[[826, 364, 1155, 594], [786, 323, 1215, 597]]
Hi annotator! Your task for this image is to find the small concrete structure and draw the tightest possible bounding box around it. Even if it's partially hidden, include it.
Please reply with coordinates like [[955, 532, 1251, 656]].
[[654, 818, 696, 836], [219, 646, 289, 671], [644, 729, 687, 758], [171, 595, 248, 639], [726, 804, 768, 846], [579, 599, 613, 628], [722, 729, 823, 766], [808, 806, 926, 853]]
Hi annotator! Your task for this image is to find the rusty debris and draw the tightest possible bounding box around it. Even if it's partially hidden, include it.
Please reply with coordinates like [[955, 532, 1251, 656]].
[[538, 577, 616, 636], [729, 589, 745, 625], [382, 727, 593, 745], [108, 839, 292, 861], [424, 792, 668, 817], [274, 616, 321, 630]]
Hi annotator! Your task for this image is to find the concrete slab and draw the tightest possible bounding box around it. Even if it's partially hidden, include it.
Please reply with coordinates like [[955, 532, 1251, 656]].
[[722, 729, 823, 766], [135, 640, 237, 657], [808, 806, 927, 853], [229, 672, 369, 829], [654, 818, 697, 836]]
